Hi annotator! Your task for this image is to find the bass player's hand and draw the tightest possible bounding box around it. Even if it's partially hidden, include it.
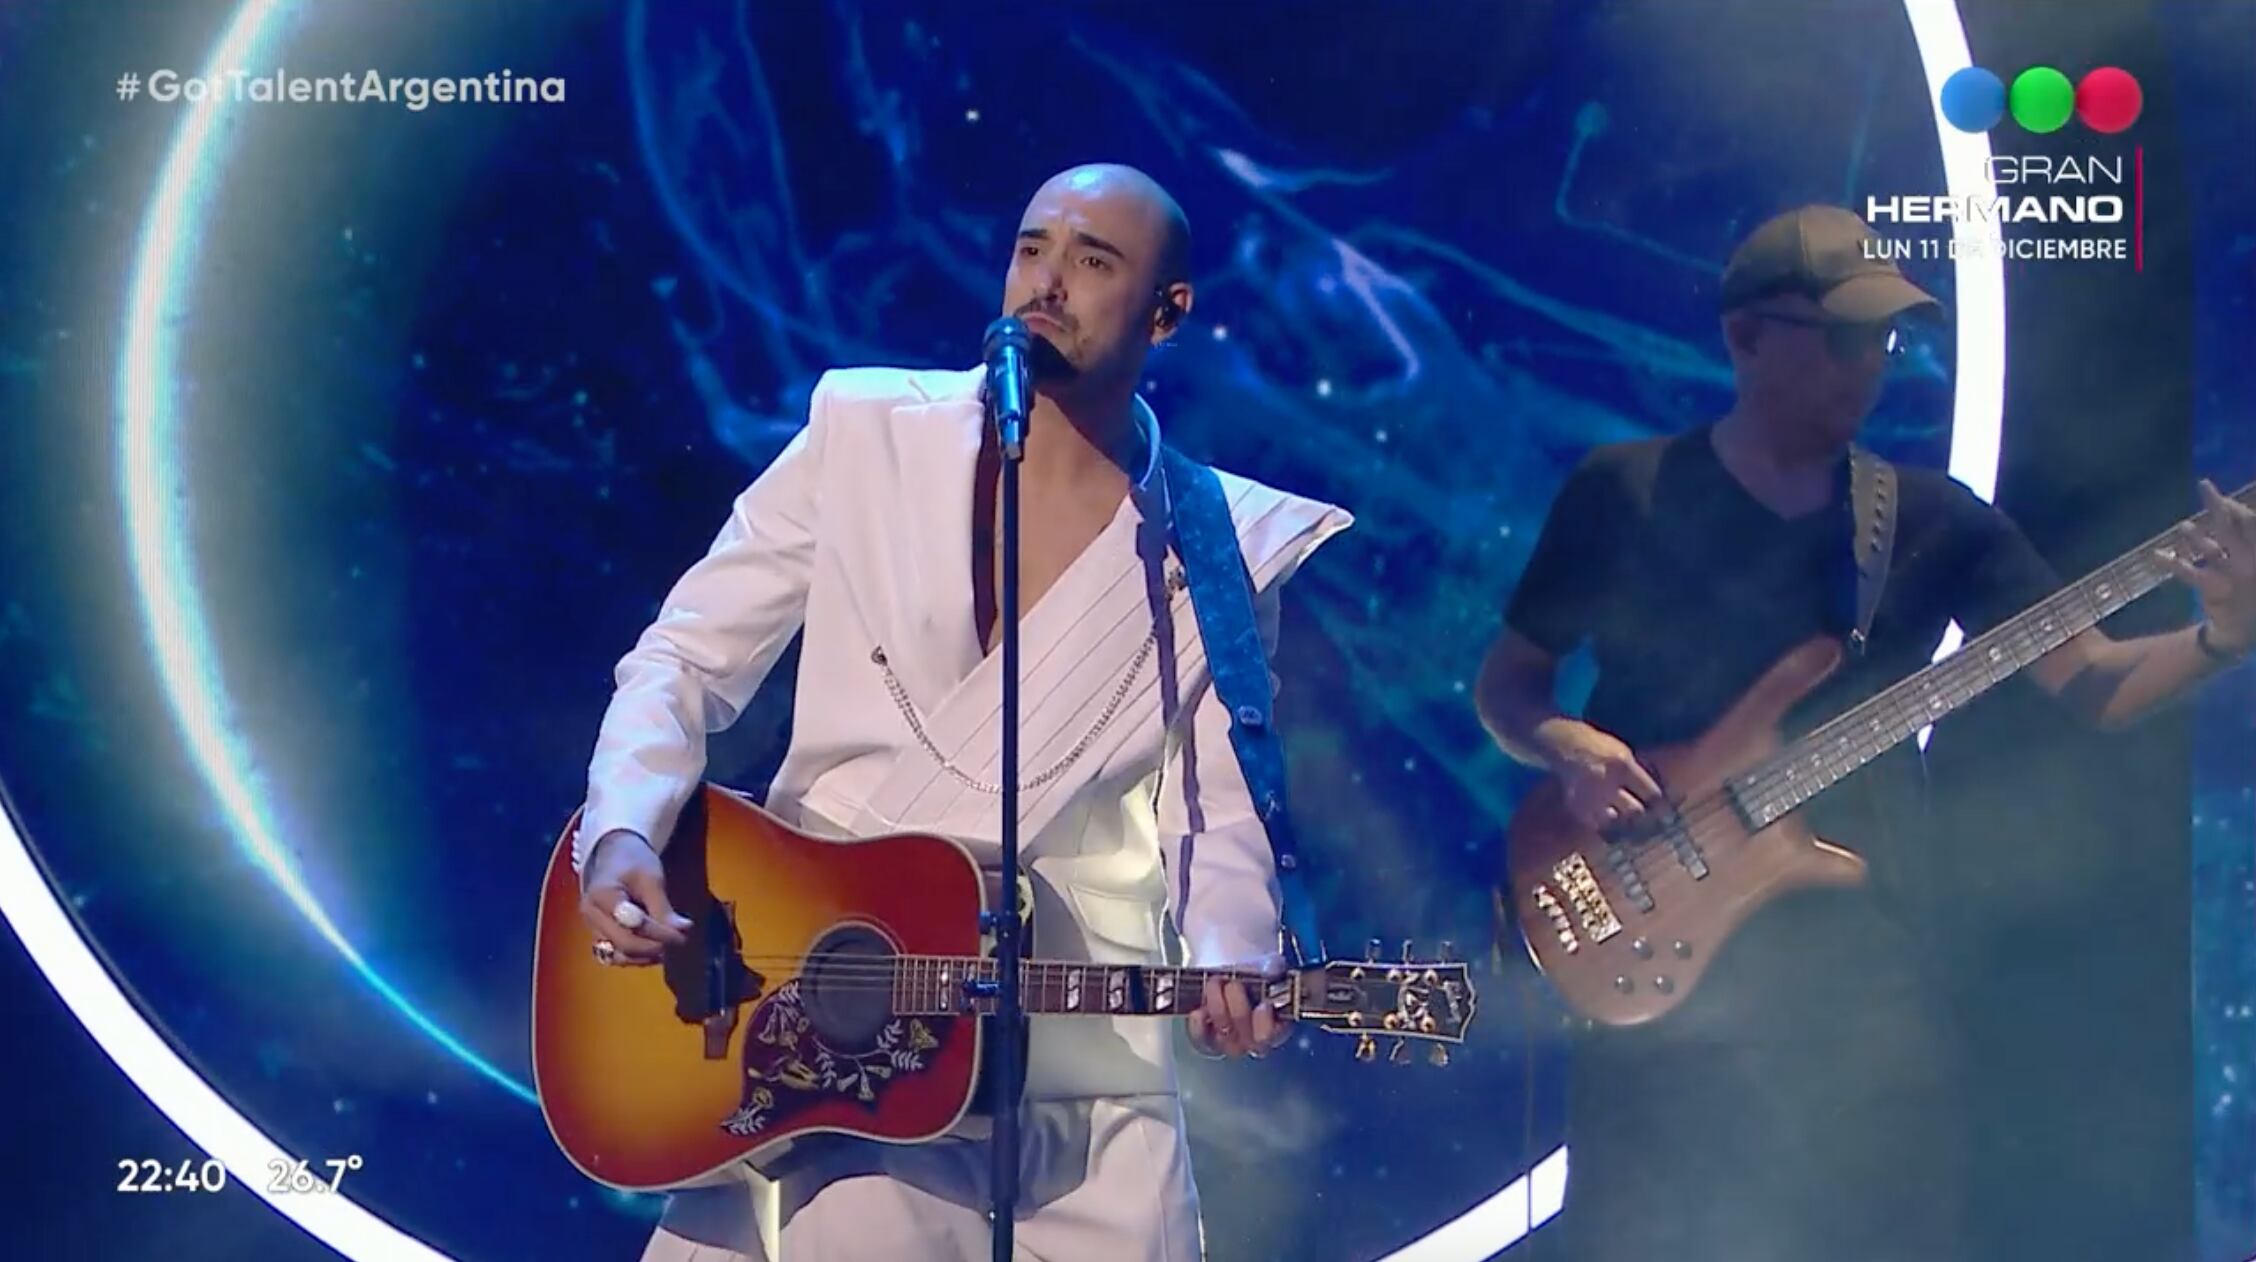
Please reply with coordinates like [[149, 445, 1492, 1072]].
[[1545, 721, 1665, 834], [579, 829, 691, 966]]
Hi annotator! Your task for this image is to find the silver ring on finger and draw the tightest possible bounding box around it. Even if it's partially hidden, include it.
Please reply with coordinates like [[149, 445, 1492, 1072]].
[[592, 939, 619, 966]]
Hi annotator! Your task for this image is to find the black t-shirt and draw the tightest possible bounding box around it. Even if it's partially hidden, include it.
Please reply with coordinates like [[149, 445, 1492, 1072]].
[[1505, 424, 2068, 1259], [1505, 424, 2062, 912]]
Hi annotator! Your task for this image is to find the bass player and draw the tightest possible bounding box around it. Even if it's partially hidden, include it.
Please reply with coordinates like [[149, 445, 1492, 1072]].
[[1475, 205, 2255, 1261]]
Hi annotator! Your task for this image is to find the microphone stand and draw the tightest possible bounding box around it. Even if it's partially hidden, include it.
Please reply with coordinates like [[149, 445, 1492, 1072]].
[[986, 382, 1025, 1261]]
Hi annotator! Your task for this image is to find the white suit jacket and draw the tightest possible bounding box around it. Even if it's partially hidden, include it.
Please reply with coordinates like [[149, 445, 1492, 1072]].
[[577, 365, 1352, 1100]]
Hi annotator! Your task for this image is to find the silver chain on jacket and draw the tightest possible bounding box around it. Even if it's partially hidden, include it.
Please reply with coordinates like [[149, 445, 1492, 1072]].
[[870, 568, 1187, 795]]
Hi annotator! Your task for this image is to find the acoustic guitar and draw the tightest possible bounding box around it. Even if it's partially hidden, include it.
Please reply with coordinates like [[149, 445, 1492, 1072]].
[[533, 783, 1477, 1190], [1502, 479, 2254, 1025]]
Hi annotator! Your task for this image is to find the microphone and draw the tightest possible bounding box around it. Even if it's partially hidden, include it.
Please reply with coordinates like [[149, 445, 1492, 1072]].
[[982, 316, 1033, 461]]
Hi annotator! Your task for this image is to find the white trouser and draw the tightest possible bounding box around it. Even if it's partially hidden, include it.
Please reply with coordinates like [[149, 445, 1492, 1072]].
[[638, 1095, 1201, 1262]]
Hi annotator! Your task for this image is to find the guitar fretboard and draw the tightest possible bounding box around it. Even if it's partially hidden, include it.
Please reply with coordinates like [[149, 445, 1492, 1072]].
[[889, 956, 1283, 1018], [1729, 479, 2256, 829]]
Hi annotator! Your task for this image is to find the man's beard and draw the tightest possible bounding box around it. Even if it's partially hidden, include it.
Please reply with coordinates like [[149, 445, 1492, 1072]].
[[1028, 332, 1080, 384]]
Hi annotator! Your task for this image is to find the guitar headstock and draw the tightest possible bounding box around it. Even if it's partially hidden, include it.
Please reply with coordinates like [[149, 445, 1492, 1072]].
[[1295, 939, 1478, 1066]]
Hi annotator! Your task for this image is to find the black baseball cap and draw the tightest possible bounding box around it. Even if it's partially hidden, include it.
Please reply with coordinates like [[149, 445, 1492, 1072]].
[[1718, 205, 1943, 323]]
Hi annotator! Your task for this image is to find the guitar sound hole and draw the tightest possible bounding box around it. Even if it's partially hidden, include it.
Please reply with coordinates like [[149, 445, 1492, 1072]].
[[800, 924, 897, 1051]]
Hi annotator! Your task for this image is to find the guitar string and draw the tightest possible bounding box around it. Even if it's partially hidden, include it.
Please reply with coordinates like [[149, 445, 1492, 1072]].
[[584, 954, 1453, 1017], [593, 957, 1304, 1011], [1531, 496, 2238, 897], [587, 954, 1291, 986], [600, 961, 1272, 984], [586, 958, 1406, 993], [1610, 507, 2225, 863], [591, 965, 1460, 1032], [588, 950, 1444, 978]]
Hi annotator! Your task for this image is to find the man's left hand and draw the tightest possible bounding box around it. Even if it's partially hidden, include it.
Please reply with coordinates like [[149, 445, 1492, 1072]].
[[2161, 480, 2256, 653], [1187, 973, 1291, 1059]]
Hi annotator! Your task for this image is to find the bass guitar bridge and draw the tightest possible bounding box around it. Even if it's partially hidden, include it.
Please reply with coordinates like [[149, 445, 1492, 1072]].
[[1530, 853, 1623, 955]]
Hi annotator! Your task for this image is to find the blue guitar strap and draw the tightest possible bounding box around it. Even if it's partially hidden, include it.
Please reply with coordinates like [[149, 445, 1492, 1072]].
[[1159, 446, 1325, 968]]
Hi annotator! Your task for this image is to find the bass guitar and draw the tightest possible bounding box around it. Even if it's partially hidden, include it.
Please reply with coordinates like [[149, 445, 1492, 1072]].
[[1502, 478, 2254, 1025]]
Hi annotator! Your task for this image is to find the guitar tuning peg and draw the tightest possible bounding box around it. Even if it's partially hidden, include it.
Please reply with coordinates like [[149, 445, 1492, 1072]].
[[1365, 937, 1383, 962], [1388, 1038, 1410, 1065], [1429, 1043, 1450, 1068], [1354, 1033, 1377, 1063]]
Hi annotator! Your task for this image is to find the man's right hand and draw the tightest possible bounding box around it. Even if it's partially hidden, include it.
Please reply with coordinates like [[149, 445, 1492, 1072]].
[[1541, 721, 1666, 834], [578, 829, 691, 965]]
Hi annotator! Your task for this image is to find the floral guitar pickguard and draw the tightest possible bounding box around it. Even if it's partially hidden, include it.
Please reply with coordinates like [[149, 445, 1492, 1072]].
[[719, 979, 940, 1137]]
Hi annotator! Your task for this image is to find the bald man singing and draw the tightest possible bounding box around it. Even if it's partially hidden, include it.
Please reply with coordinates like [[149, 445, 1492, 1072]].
[[572, 164, 1353, 1260]]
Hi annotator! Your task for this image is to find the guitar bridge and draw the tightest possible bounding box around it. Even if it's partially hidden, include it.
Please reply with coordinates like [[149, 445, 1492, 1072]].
[[1550, 853, 1623, 944], [654, 794, 767, 1061], [703, 1010, 737, 1060], [662, 898, 765, 1061]]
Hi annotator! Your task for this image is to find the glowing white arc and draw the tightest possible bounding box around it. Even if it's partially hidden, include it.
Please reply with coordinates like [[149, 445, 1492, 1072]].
[[111, 1, 530, 1101], [0, 801, 451, 1258], [1904, 0, 2008, 748]]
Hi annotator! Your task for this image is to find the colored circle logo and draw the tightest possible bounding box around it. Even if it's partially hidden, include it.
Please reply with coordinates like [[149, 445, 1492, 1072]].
[[1940, 65, 2141, 133], [2010, 66, 2076, 132], [1940, 67, 2006, 131], [2075, 66, 2143, 133]]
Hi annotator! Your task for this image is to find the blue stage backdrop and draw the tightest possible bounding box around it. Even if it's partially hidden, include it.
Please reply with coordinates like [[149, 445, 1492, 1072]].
[[0, 1, 2249, 1259]]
